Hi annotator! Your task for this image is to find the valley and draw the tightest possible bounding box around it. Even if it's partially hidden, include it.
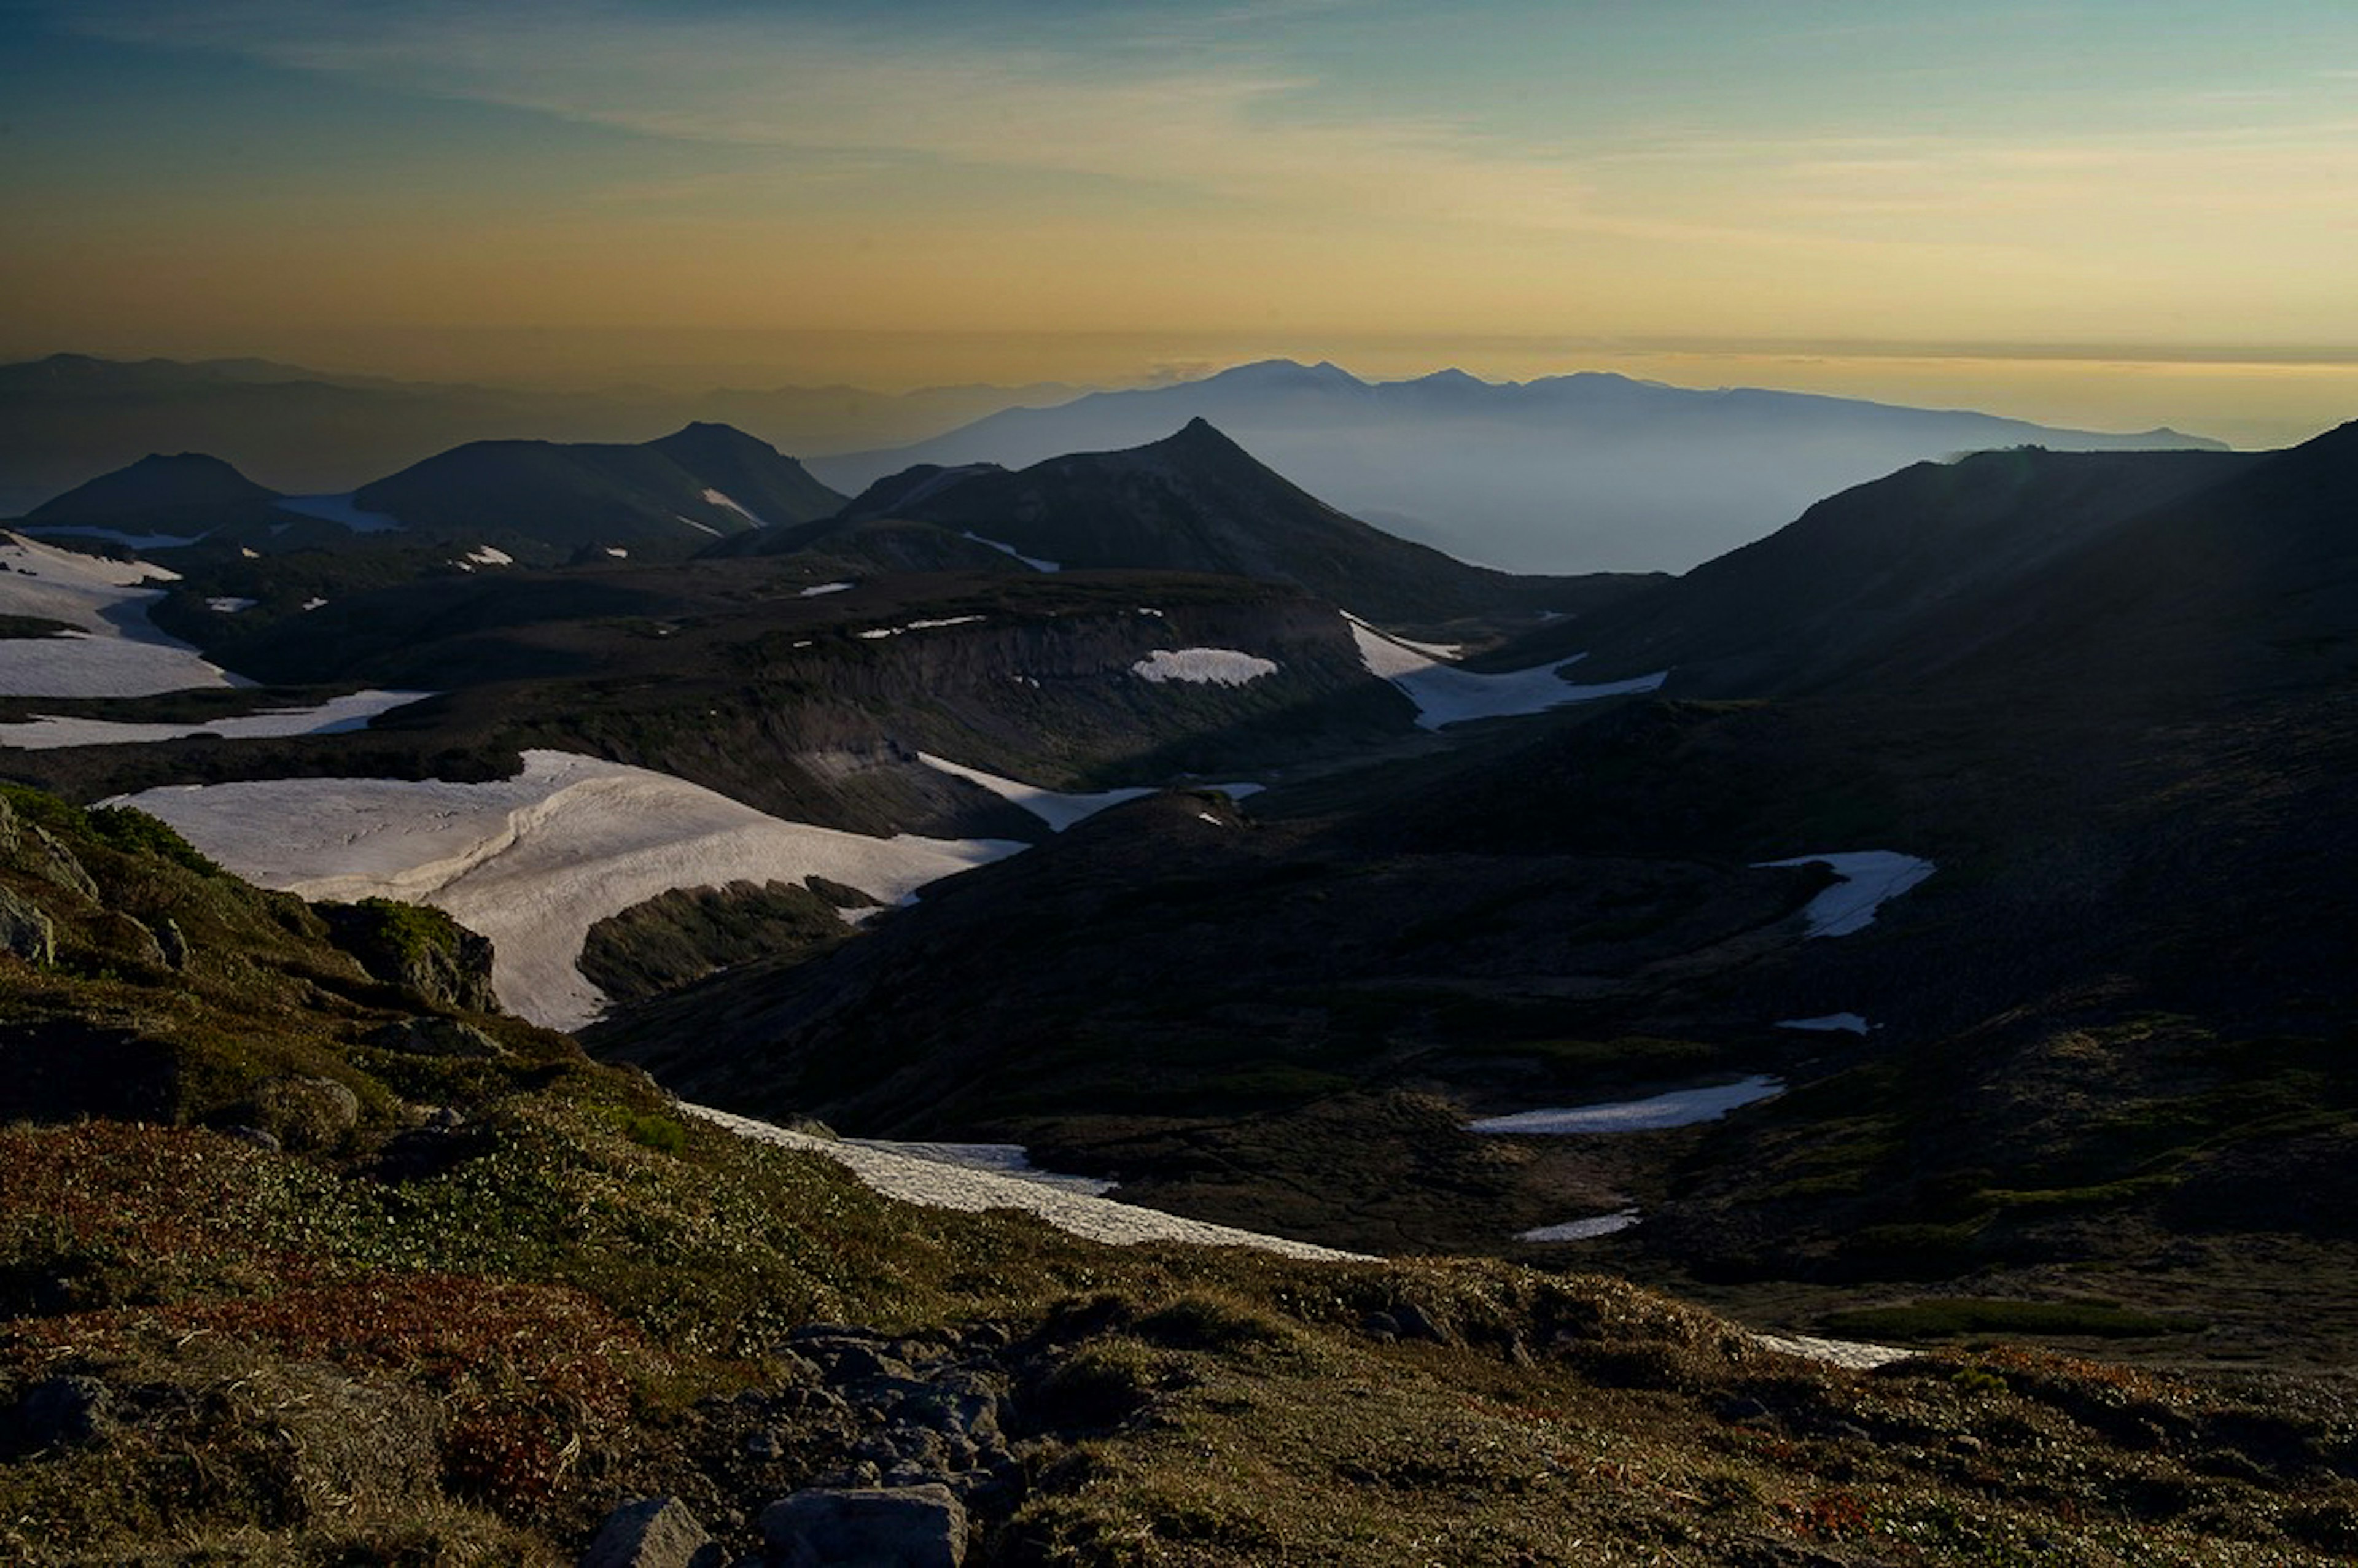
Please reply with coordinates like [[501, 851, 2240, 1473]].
[[5, 387, 2357, 1562]]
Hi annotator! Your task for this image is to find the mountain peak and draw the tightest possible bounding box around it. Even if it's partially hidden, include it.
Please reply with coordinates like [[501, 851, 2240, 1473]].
[[26, 450, 280, 525]]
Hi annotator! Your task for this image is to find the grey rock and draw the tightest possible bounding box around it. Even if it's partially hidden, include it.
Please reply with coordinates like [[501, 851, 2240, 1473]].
[[252, 1075, 362, 1152], [761, 1484, 967, 1568], [370, 1016, 507, 1059], [580, 1496, 725, 1568], [155, 916, 189, 970], [0, 887, 56, 966], [1392, 1302, 1450, 1344]]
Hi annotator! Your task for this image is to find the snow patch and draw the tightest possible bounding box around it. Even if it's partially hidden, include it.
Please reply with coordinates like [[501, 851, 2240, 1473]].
[[688, 1104, 1368, 1261], [1754, 852, 1936, 937], [205, 597, 258, 614], [604, 548, 628, 559], [275, 494, 404, 533], [672, 514, 722, 537], [916, 752, 1151, 831], [1518, 1209, 1641, 1243], [116, 751, 1025, 1032], [1130, 648, 1278, 686], [961, 531, 1060, 572], [1470, 1075, 1784, 1135], [463, 545, 513, 567], [1344, 611, 1664, 729], [701, 487, 770, 528], [798, 581, 854, 597], [300, 597, 328, 611], [1777, 1013, 1871, 1034], [857, 615, 986, 640]]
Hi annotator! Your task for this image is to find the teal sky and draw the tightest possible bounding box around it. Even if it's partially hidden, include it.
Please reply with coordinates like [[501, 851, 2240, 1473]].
[[4, 1, 2356, 439]]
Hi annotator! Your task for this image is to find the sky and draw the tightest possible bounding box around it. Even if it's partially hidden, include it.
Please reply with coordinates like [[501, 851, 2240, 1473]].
[[4, 0, 2356, 444]]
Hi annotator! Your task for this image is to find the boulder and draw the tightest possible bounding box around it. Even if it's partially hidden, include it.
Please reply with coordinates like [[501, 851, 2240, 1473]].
[[0, 887, 55, 966], [0, 799, 99, 900], [760, 1484, 967, 1568], [368, 1016, 507, 1060], [580, 1496, 725, 1568], [252, 1075, 362, 1152]]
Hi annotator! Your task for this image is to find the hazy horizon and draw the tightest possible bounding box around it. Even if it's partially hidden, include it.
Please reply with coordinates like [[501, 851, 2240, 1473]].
[[9, 331, 2356, 454], [7, 1, 2357, 453]]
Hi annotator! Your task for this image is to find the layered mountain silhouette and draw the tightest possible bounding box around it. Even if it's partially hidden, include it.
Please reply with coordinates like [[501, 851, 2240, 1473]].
[[814, 359, 2228, 573], [0, 352, 1073, 517], [794, 417, 1649, 626]]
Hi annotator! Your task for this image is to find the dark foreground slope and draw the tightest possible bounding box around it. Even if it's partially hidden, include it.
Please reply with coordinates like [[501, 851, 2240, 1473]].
[[15, 791, 2356, 1564]]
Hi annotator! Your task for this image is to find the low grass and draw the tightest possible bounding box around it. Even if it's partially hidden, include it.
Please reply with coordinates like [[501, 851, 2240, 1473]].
[[1821, 1297, 2206, 1342]]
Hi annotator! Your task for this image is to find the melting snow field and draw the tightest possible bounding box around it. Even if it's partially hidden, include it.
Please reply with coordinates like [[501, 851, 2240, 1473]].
[[916, 753, 1259, 833], [0, 689, 435, 750], [0, 532, 244, 697], [1130, 648, 1278, 686], [1470, 1075, 1785, 1135], [1344, 612, 1665, 729], [1778, 1013, 1871, 1034], [117, 751, 1026, 1031], [1517, 1209, 1641, 1243], [799, 581, 855, 597], [962, 531, 1060, 572], [1755, 851, 1936, 937], [916, 752, 1153, 831], [840, 1139, 1116, 1197], [689, 1104, 1369, 1260]]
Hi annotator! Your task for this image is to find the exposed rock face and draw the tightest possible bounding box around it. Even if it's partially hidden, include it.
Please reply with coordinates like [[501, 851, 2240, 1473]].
[[249, 1074, 360, 1153], [0, 797, 99, 901], [579, 1496, 725, 1568], [761, 1483, 967, 1568], [0, 885, 55, 966]]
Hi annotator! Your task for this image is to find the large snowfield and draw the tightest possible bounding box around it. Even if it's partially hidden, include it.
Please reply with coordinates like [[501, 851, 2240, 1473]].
[[1129, 646, 1278, 685], [1343, 612, 1665, 728], [119, 750, 1027, 1031], [0, 532, 245, 697]]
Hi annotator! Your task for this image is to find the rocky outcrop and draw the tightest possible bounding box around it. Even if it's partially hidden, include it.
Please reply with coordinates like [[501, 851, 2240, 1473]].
[[318, 897, 499, 1012]]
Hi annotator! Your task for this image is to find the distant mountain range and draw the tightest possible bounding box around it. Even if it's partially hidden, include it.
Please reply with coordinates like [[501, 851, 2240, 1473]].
[[0, 352, 1078, 517], [18, 424, 849, 560], [812, 359, 2228, 573]]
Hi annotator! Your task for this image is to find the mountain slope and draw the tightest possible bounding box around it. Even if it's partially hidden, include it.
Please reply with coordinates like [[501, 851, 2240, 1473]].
[[815, 359, 2230, 573], [1491, 444, 2259, 693], [836, 418, 1649, 629], [22, 452, 282, 530]]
